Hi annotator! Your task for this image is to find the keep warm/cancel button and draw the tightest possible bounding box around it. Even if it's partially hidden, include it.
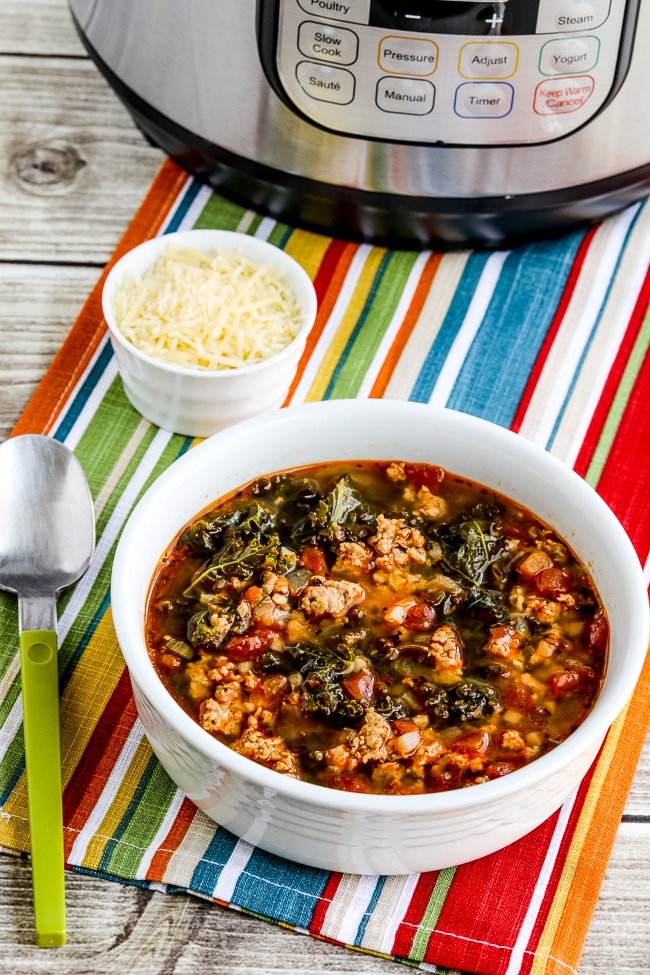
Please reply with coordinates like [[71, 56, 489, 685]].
[[534, 75, 594, 114]]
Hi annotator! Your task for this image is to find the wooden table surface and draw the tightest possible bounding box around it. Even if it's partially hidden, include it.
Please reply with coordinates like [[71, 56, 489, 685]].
[[1, 2, 650, 971]]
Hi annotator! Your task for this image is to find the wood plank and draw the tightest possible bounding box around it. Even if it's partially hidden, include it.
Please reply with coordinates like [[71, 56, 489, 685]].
[[0, 56, 164, 264], [0, 264, 100, 440], [1, 0, 86, 56]]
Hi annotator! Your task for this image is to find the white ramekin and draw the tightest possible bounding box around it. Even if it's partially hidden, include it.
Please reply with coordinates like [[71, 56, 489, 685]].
[[101, 229, 318, 437]]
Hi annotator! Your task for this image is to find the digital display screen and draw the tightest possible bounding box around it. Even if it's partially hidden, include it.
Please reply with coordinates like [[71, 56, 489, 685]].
[[368, 1, 540, 35]]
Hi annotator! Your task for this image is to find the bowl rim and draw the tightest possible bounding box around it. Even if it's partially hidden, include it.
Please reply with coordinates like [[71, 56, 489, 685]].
[[101, 228, 318, 378], [111, 400, 650, 814]]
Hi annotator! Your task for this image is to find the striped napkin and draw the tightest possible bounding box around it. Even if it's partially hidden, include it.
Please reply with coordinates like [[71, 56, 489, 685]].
[[2, 158, 650, 975]]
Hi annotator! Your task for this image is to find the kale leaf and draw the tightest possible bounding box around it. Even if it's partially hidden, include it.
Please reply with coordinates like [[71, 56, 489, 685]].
[[423, 678, 501, 726], [437, 505, 510, 620], [276, 475, 375, 549]]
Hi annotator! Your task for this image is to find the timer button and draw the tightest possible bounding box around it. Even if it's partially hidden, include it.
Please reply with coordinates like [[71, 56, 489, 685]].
[[378, 35, 439, 76], [536, 0, 610, 34], [539, 36, 600, 74], [296, 61, 356, 104], [454, 82, 514, 118], [534, 75, 595, 113], [298, 21, 359, 65], [458, 42, 520, 80]]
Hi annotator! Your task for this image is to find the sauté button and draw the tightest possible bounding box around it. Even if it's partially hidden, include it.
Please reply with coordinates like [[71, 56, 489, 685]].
[[296, 61, 356, 104]]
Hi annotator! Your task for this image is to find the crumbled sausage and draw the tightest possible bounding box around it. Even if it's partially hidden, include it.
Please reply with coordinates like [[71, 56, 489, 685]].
[[369, 515, 427, 571], [413, 486, 448, 521], [484, 624, 524, 659], [333, 541, 373, 574], [386, 462, 407, 481], [300, 576, 366, 618], [501, 729, 527, 751], [234, 728, 301, 778], [427, 625, 464, 671], [321, 708, 391, 771], [529, 629, 565, 666], [200, 682, 247, 737]]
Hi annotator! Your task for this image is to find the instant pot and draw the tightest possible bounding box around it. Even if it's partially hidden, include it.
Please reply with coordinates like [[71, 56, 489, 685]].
[[69, 0, 650, 246]]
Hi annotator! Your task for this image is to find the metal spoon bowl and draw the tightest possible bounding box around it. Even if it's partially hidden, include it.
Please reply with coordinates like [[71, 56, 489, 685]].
[[0, 434, 95, 948]]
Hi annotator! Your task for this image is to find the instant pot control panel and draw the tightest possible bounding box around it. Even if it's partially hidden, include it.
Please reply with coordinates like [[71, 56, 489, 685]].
[[257, 0, 640, 146]]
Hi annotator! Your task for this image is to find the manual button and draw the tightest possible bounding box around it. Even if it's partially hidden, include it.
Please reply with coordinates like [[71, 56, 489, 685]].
[[296, 61, 356, 104], [298, 21, 359, 65], [376, 77, 435, 114]]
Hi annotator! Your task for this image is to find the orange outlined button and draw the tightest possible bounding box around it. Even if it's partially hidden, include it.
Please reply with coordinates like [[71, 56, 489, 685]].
[[378, 35, 439, 76], [534, 75, 594, 114]]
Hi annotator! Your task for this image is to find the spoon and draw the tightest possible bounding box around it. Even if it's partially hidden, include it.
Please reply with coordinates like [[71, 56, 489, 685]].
[[0, 434, 95, 948]]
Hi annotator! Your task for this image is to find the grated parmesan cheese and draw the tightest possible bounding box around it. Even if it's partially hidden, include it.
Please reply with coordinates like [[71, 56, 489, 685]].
[[111, 244, 305, 371]]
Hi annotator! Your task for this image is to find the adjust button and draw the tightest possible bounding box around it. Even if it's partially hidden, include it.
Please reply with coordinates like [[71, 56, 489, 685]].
[[536, 0, 611, 33], [298, 21, 359, 65], [454, 82, 514, 118], [296, 61, 356, 104], [459, 42, 519, 79], [378, 36, 439, 76], [539, 36, 600, 74], [376, 77, 435, 115]]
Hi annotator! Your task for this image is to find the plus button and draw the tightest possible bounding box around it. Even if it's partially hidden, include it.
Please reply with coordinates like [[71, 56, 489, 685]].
[[485, 12, 504, 29]]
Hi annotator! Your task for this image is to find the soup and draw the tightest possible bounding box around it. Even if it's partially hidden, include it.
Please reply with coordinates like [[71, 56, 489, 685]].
[[145, 461, 607, 795]]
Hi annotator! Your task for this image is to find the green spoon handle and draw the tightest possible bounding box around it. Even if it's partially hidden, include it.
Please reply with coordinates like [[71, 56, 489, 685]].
[[19, 628, 66, 948]]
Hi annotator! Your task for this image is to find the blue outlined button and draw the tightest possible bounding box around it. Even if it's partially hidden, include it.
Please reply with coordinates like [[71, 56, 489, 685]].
[[454, 82, 514, 118]]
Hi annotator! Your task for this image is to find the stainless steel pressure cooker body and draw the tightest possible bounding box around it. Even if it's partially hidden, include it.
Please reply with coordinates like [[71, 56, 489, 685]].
[[69, 0, 650, 246]]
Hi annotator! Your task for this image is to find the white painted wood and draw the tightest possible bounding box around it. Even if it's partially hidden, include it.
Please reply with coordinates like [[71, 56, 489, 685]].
[[0, 0, 648, 971]]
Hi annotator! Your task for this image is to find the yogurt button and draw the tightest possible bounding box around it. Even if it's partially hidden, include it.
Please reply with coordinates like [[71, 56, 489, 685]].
[[539, 36, 600, 74]]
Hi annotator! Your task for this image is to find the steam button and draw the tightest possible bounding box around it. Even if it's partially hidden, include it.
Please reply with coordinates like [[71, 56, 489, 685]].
[[296, 61, 356, 104], [298, 21, 359, 65], [536, 0, 609, 34]]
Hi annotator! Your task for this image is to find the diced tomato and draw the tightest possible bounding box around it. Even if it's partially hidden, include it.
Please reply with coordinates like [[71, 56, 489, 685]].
[[485, 762, 517, 778], [403, 464, 445, 492], [588, 609, 609, 649], [503, 684, 533, 710], [548, 669, 583, 698], [327, 774, 370, 793], [299, 546, 328, 574], [452, 729, 491, 755], [517, 550, 554, 579], [225, 627, 276, 661], [536, 567, 572, 596], [343, 670, 375, 704], [157, 652, 183, 672], [405, 602, 437, 631]]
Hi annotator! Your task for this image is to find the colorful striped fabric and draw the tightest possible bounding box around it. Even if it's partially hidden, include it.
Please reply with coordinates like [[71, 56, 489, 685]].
[[2, 158, 650, 975]]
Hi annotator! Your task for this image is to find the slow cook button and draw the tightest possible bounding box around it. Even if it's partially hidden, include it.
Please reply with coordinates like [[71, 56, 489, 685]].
[[298, 21, 359, 65], [378, 36, 439, 76], [534, 74, 595, 113], [296, 0, 371, 24], [454, 82, 514, 118], [296, 61, 356, 103], [458, 42, 519, 80], [376, 77, 435, 115], [536, 0, 609, 33], [539, 36, 600, 74]]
